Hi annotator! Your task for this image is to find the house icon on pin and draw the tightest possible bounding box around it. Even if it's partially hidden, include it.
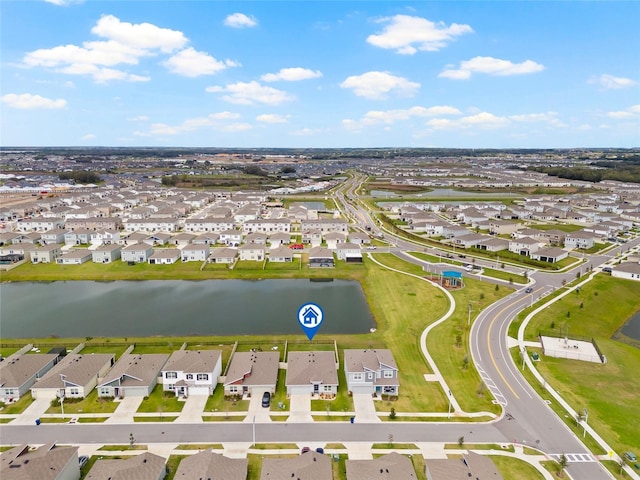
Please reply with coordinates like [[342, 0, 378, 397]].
[[302, 306, 319, 325]]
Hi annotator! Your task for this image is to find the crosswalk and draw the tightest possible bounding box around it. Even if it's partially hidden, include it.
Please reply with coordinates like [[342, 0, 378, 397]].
[[476, 364, 507, 406], [549, 453, 596, 463]]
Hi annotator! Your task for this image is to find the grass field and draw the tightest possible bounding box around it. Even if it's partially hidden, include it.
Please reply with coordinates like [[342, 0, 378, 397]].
[[521, 275, 640, 454], [46, 390, 117, 414], [136, 385, 185, 413], [490, 455, 546, 480]]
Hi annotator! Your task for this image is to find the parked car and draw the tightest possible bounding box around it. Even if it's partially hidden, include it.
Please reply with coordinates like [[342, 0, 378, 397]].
[[301, 446, 311, 454], [624, 451, 637, 462], [315, 447, 324, 454], [261, 391, 271, 408], [79, 456, 89, 468], [602, 267, 612, 273]]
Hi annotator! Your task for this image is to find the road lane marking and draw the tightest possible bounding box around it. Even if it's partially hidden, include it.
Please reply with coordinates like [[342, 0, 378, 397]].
[[549, 453, 596, 463]]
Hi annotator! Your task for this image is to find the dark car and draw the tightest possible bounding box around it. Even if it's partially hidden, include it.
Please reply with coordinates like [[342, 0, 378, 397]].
[[315, 447, 324, 454], [261, 391, 271, 408], [525, 287, 533, 293], [301, 446, 311, 454]]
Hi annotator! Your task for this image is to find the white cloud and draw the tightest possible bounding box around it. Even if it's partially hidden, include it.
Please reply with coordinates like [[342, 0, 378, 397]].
[[427, 112, 509, 130], [223, 123, 253, 132], [134, 112, 244, 136], [343, 105, 460, 130], [206, 81, 294, 105], [128, 115, 149, 122], [290, 128, 319, 136], [589, 74, 637, 90], [91, 14, 187, 53], [163, 47, 239, 77], [261, 67, 322, 82], [81, 133, 96, 140], [340, 71, 420, 99], [439, 56, 545, 80], [366, 14, 473, 55], [224, 13, 258, 28], [23, 15, 189, 83], [509, 111, 566, 127], [43, 0, 84, 5], [607, 104, 640, 119], [1, 93, 67, 109], [256, 114, 289, 123]]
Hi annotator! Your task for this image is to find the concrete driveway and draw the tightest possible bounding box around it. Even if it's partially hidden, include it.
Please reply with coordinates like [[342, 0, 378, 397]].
[[105, 396, 143, 424], [286, 393, 313, 423], [11, 397, 51, 425], [175, 395, 207, 423], [243, 390, 272, 423], [352, 393, 380, 423]]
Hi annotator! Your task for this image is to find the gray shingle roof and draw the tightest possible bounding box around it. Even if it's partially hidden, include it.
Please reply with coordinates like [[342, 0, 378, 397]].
[[174, 450, 247, 480], [286, 351, 338, 387]]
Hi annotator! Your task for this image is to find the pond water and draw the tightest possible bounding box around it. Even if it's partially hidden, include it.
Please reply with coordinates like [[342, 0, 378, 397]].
[[370, 188, 520, 198], [621, 309, 640, 341], [0, 280, 375, 338]]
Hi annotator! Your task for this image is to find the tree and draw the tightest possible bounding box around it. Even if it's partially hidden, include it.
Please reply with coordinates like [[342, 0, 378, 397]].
[[389, 407, 396, 420], [280, 166, 297, 174], [557, 454, 568, 477], [458, 436, 465, 447]]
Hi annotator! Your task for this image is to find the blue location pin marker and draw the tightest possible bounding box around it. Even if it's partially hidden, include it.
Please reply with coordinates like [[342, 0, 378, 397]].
[[298, 303, 324, 340]]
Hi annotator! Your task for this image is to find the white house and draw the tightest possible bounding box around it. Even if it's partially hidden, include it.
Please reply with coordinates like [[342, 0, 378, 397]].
[[239, 244, 265, 261], [30, 244, 63, 263], [611, 262, 640, 281], [121, 243, 154, 263], [161, 350, 222, 397], [181, 244, 210, 262], [565, 231, 598, 250], [56, 249, 92, 265], [148, 248, 180, 264], [91, 243, 122, 264], [0, 353, 60, 402]]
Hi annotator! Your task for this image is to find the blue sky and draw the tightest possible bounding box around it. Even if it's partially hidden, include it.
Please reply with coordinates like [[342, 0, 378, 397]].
[[1, 1, 639, 148]]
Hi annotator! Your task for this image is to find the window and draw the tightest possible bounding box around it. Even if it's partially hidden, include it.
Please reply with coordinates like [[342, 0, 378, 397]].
[[383, 370, 394, 378], [100, 388, 111, 396], [69, 388, 79, 396], [186, 374, 193, 380], [165, 372, 177, 379], [168, 384, 174, 391], [352, 373, 363, 381], [323, 385, 332, 392], [229, 386, 238, 393], [196, 373, 208, 381], [367, 372, 373, 379]]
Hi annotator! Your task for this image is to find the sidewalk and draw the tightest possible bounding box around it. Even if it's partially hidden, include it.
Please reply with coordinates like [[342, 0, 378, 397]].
[[11, 397, 50, 425]]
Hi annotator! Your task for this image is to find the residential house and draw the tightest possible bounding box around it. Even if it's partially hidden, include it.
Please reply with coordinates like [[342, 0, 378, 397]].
[[31, 353, 115, 400], [193, 233, 219, 245], [565, 230, 598, 250], [268, 246, 294, 263], [219, 229, 242, 246], [223, 351, 279, 397], [123, 217, 179, 233], [344, 349, 399, 396], [169, 232, 196, 247], [442, 224, 471, 239], [9, 232, 41, 245], [161, 350, 222, 397], [181, 244, 209, 262], [308, 246, 334, 268], [84, 452, 166, 480], [245, 232, 268, 245], [286, 351, 338, 397], [30, 243, 63, 263], [65, 217, 122, 231], [425, 452, 504, 480], [148, 248, 180, 265], [120, 231, 147, 246], [40, 228, 68, 245], [173, 450, 247, 480], [97, 354, 169, 398], [89, 230, 120, 245], [269, 232, 291, 247], [16, 217, 64, 232], [324, 232, 346, 249], [184, 217, 234, 233], [508, 237, 543, 256], [301, 218, 348, 234], [208, 247, 237, 264], [346, 452, 417, 480], [121, 243, 154, 263], [1, 444, 80, 480], [260, 452, 331, 480], [301, 229, 322, 247], [239, 243, 265, 261], [537, 229, 566, 246], [530, 247, 569, 264], [143, 232, 171, 246], [64, 229, 92, 245], [348, 232, 371, 245], [454, 233, 488, 249], [56, 249, 92, 265], [475, 237, 509, 252], [0, 353, 60, 402], [611, 262, 640, 281], [91, 243, 122, 264], [336, 242, 362, 262], [489, 220, 519, 236], [242, 218, 292, 234]]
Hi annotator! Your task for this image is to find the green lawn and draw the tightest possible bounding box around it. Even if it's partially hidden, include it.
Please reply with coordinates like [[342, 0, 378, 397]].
[[80, 344, 129, 359], [165, 455, 187, 480], [136, 385, 185, 413], [518, 276, 640, 454], [203, 385, 249, 413], [0, 395, 34, 414], [46, 390, 117, 414], [490, 455, 546, 480]]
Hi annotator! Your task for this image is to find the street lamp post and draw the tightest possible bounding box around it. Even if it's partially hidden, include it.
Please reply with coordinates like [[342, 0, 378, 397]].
[[521, 347, 526, 371], [467, 303, 472, 326], [582, 408, 588, 438], [447, 390, 452, 419], [59, 391, 65, 417]]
